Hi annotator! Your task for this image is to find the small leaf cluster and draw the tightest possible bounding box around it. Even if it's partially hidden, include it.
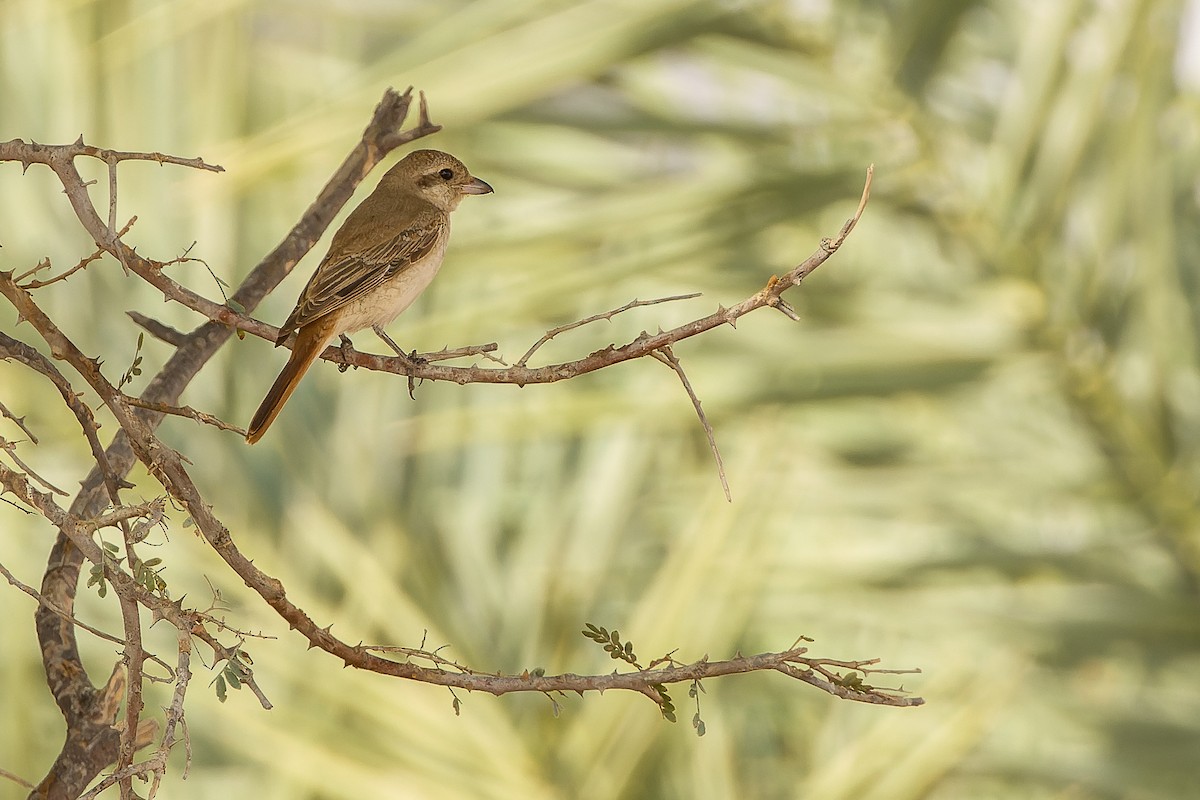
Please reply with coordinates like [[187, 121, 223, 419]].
[[213, 647, 253, 703], [85, 540, 168, 598], [130, 554, 167, 596], [656, 684, 676, 722], [833, 671, 866, 690], [689, 679, 706, 736], [86, 541, 121, 598], [583, 623, 680, 723], [117, 333, 145, 390], [581, 623, 639, 668]]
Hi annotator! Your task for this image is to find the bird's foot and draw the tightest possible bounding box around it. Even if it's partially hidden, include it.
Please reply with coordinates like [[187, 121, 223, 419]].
[[371, 325, 426, 398], [399, 349, 428, 400], [337, 334, 354, 372]]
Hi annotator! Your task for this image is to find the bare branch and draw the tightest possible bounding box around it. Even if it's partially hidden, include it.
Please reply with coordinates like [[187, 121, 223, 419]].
[[516, 293, 702, 368], [0, 399, 39, 443], [83, 499, 166, 533], [0, 437, 68, 495], [0, 767, 35, 791], [651, 345, 729, 501], [125, 311, 187, 346], [19, 217, 136, 289], [124, 397, 247, 436], [0, 332, 126, 507], [0, 135, 224, 174], [0, 560, 129, 651]]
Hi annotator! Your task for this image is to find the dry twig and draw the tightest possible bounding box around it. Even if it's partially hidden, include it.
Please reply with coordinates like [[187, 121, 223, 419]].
[[650, 345, 730, 501]]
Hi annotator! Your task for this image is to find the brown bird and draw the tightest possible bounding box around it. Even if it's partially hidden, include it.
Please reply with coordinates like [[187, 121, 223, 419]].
[[246, 149, 492, 443]]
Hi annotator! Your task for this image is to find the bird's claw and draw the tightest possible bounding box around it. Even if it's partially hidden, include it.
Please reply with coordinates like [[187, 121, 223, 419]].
[[404, 350, 428, 400], [337, 335, 354, 372]]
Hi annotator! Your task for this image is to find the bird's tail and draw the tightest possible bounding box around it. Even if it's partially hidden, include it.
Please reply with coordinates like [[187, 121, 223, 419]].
[[246, 322, 336, 444]]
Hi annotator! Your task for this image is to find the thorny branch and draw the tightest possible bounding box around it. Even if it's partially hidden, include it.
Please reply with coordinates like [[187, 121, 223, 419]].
[[0, 85, 907, 799]]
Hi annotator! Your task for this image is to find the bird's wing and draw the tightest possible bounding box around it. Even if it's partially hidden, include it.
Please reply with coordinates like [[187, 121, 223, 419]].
[[275, 218, 445, 342]]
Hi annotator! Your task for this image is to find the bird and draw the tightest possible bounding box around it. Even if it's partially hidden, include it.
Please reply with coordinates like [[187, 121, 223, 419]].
[[246, 149, 492, 444]]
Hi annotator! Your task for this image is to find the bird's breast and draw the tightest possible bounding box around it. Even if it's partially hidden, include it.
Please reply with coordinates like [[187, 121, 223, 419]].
[[335, 235, 449, 334]]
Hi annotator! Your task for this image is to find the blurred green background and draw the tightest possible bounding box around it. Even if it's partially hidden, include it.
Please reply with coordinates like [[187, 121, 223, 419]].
[[3, 0, 1200, 797]]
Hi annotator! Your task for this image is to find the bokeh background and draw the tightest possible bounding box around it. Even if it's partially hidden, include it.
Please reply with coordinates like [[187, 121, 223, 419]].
[[3, 0, 1200, 797]]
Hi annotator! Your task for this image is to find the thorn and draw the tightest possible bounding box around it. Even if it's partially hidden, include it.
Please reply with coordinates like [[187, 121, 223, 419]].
[[418, 91, 431, 126], [772, 298, 800, 321]]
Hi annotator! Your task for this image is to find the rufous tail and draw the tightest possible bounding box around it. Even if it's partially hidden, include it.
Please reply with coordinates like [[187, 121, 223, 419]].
[[246, 322, 336, 444]]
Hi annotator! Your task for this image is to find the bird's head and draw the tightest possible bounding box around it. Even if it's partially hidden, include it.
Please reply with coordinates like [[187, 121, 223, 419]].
[[384, 149, 493, 212]]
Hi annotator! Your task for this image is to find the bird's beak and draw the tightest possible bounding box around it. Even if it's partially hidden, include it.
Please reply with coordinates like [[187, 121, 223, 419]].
[[460, 176, 493, 195]]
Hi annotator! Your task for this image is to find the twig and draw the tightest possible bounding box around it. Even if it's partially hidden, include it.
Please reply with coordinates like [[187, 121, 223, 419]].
[[0, 767, 34, 790], [19, 218, 137, 289], [517, 293, 702, 368], [106, 154, 119, 244], [651, 345, 730, 501], [0, 437, 68, 495], [0, 134, 225, 173], [0, 399, 38, 443], [126, 311, 187, 346], [124, 397, 247, 436], [0, 333, 124, 502], [366, 643, 477, 673], [0, 560, 120, 648], [155, 628, 193, 797], [83, 499, 167, 533], [188, 626, 274, 710], [0, 558, 174, 676], [419, 341, 504, 364], [80, 625, 196, 800], [115, 586, 145, 798]]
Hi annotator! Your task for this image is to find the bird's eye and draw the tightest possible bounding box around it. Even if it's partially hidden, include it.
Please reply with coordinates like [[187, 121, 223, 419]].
[[438, 168, 454, 180]]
